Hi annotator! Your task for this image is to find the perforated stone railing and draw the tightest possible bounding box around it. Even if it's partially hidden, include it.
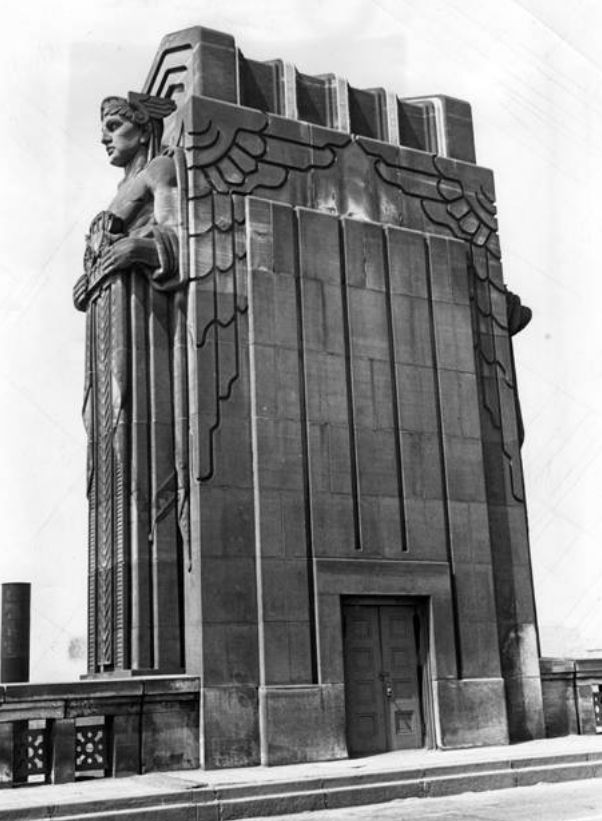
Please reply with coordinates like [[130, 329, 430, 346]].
[[0, 677, 199, 786], [540, 658, 602, 739]]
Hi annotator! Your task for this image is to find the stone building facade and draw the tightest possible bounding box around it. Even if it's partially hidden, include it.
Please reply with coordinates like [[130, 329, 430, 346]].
[[86, 26, 545, 768]]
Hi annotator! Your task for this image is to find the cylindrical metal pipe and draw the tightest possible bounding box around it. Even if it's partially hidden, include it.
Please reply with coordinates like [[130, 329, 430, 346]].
[[1, 583, 31, 682]]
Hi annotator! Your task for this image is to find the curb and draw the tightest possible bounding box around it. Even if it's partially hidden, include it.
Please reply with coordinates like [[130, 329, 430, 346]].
[[2, 750, 602, 820]]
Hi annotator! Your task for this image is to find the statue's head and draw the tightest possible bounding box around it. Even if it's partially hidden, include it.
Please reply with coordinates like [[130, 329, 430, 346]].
[[100, 92, 176, 167]]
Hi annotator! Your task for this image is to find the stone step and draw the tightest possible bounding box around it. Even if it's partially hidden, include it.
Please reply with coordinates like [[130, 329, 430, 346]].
[[2, 748, 602, 821]]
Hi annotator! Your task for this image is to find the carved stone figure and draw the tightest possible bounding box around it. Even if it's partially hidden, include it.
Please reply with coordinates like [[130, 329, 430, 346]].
[[74, 93, 187, 675]]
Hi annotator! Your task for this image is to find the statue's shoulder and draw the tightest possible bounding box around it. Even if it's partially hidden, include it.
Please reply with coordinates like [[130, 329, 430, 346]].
[[145, 154, 177, 189]]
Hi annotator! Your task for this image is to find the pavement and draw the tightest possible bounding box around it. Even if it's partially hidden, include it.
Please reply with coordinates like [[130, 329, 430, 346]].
[[1, 735, 602, 820]]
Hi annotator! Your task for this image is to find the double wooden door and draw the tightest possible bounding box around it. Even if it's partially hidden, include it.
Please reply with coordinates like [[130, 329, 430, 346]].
[[343, 602, 425, 755]]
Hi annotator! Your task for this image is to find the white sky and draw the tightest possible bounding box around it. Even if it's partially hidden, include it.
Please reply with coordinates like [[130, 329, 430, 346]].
[[0, 0, 600, 680]]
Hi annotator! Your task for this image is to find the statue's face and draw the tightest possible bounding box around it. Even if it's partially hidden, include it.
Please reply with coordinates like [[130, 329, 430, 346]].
[[101, 112, 147, 167]]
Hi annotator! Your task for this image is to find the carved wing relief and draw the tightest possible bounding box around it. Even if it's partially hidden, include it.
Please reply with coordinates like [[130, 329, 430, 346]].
[[358, 138, 526, 504], [183, 97, 349, 195], [178, 98, 351, 487]]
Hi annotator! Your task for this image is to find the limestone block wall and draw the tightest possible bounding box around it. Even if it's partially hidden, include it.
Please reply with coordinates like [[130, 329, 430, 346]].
[[245, 198, 510, 757]]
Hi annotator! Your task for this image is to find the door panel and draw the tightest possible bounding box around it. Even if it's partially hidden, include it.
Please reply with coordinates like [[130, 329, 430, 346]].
[[342, 605, 387, 754], [380, 606, 423, 750], [343, 602, 424, 756]]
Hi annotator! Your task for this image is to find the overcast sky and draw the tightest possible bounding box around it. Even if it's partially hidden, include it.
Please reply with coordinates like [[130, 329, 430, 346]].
[[1, 0, 600, 680]]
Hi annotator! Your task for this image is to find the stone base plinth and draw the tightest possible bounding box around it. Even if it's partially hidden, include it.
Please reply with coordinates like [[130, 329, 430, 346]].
[[201, 685, 260, 769], [199, 683, 346, 768], [259, 684, 346, 766], [435, 678, 509, 748]]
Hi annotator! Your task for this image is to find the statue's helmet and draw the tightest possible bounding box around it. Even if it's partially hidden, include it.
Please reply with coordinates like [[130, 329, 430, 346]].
[[100, 92, 177, 159]]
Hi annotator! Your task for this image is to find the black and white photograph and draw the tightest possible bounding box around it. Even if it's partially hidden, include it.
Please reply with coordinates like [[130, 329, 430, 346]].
[[1, 1, 602, 818]]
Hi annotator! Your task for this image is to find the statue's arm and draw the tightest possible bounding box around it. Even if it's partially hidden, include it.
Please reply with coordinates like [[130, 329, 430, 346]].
[[146, 156, 180, 284], [99, 156, 179, 281]]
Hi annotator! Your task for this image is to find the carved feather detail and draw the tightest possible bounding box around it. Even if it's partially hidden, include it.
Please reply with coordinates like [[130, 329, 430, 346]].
[[356, 138, 524, 503], [183, 97, 345, 197], [179, 103, 349, 485], [128, 91, 177, 121]]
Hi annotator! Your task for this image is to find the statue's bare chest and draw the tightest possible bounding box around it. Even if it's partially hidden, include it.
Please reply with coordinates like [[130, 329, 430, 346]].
[[108, 173, 154, 232]]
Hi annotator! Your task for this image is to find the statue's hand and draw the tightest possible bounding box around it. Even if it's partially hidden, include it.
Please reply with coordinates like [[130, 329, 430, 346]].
[[100, 237, 159, 276], [73, 274, 88, 312]]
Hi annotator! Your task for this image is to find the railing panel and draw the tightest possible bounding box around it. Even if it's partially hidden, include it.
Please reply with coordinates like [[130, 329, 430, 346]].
[[75, 717, 107, 778], [14, 720, 50, 785]]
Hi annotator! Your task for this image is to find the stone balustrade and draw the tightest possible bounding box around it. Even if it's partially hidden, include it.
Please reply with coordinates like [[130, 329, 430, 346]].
[[540, 658, 602, 738], [0, 676, 199, 787]]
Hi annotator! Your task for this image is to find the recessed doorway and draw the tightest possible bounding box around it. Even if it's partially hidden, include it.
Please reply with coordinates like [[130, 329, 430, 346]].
[[342, 598, 430, 756]]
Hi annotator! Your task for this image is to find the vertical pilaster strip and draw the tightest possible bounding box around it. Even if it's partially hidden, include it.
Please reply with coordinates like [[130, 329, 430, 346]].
[[49, 719, 76, 784], [112, 278, 129, 669], [172, 295, 189, 665], [247, 200, 266, 690], [130, 279, 152, 672], [0, 723, 13, 785], [293, 207, 319, 682], [148, 287, 181, 672], [12, 721, 28, 784], [281, 62, 298, 120], [333, 77, 350, 132], [382, 230, 407, 550], [401, 96, 476, 161], [338, 221, 362, 551], [173, 147, 191, 583], [184, 278, 203, 676], [404, 97, 448, 156], [424, 237, 462, 678], [384, 91, 400, 145], [427, 98, 449, 157]]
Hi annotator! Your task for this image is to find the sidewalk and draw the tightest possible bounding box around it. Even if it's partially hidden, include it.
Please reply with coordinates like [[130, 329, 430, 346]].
[[2, 735, 602, 820]]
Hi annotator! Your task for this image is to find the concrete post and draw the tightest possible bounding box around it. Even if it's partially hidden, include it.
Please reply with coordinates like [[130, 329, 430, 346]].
[[1, 583, 31, 683]]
